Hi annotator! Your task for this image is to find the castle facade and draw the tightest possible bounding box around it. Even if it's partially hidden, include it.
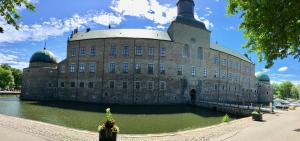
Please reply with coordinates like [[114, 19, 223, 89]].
[[21, 0, 273, 105]]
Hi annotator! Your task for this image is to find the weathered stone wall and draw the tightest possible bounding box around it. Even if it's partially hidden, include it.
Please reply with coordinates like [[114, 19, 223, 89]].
[[22, 37, 267, 105], [257, 81, 273, 104], [21, 65, 58, 100]]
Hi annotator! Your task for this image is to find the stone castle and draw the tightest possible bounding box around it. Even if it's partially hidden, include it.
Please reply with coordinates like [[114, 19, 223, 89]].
[[21, 0, 273, 105]]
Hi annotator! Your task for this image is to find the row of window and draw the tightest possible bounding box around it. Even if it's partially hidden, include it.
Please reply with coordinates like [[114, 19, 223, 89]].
[[213, 56, 253, 73], [213, 84, 257, 93], [58, 81, 167, 90], [61, 63, 250, 81], [71, 46, 167, 57]]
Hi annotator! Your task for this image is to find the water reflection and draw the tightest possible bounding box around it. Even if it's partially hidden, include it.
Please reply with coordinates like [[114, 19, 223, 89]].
[[0, 96, 227, 134]]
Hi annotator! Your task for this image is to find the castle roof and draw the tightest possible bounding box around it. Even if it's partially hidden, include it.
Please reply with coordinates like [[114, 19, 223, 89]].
[[255, 72, 270, 82], [30, 49, 58, 64], [211, 44, 253, 64], [69, 29, 171, 41]]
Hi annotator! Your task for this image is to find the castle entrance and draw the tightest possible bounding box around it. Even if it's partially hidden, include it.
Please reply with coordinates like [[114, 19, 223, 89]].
[[190, 89, 196, 104]]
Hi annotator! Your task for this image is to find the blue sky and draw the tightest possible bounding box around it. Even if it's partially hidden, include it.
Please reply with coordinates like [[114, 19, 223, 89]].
[[0, 0, 299, 84]]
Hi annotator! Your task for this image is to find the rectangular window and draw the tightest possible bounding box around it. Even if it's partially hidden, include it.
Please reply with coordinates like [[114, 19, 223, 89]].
[[198, 47, 203, 59], [111, 45, 117, 56], [183, 45, 189, 57], [135, 64, 141, 74], [80, 47, 85, 55], [229, 60, 233, 68], [159, 81, 166, 90], [69, 64, 76, 73], [214, 84, 218, 90], [89, 63, 96, 73], [148, 64, 154, 74], [148, 81, 154, 90], [135, 46, 142, 56], [88, 82, 94, 88], [123, 63, 128, 73], [223, 59, 227, 66], [90, 47, 96, 55], [214, 56, 219, 64], [229, 72, 232, 80], [70, 82, 75, 88], [191, 66, 196, 76], [71, 47, 76, 57], [109, 81, 115, 89], [148, 47, 154, 56], [60, 65, 65, 73], [79, 82, 84, 88], [60, 82, 65, 87], [235, 73, 239, 82], [214, 70, 218, 78], [79, 63, 85, 73], [122, 81, 128, 89], [236, 62, 239, 70], [135, 81, 141, 90], [160, 47, 166, 57], [203, 67, 207, 77], [109, 63, 116, 73], [123, 45, 129, 56], [177, 65, 183, 75], [222, 72, 226, 79], [160, 64, 166, 75]]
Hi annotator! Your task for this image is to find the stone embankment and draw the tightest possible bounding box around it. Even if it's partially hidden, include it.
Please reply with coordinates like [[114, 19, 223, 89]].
[[0, 109, 298, 141]]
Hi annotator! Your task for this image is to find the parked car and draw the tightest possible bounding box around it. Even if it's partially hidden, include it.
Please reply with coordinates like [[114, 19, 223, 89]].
[[274, 99, 289, 109]]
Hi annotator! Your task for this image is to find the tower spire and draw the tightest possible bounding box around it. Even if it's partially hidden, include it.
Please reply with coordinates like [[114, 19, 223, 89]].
[[177, 0, 195, 19]]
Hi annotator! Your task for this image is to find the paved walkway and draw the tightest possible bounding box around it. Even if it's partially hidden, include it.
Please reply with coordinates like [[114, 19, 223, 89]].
[[0, 109, 299, 141], [209, 109, 300, 141]]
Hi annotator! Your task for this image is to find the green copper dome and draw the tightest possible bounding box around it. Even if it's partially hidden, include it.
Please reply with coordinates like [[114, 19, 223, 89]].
[[255, 72, 270, 82], [30, 49, 58, 64]]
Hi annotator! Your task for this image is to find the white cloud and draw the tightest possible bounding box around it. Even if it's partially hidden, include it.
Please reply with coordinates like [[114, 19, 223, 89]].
[[225, 26, 235, 31], [111, 0, 213, 29], [0, 12, 123, 43], [111, 0, 177, 25], [204, 7, 213, 16], [0, 0, 214, 43], [0, 52, 29, 69], [278, 66, 288, 72]]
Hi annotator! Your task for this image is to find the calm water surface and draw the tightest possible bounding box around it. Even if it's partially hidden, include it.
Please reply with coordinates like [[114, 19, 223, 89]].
[[0, 96, 226, 134]]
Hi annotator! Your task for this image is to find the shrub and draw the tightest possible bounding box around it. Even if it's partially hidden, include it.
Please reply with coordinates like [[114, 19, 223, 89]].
[[222, 114, 230, 123], [252, 106, 263, 121], [98, 108, 119, 141], [289, 106, 296, 110]]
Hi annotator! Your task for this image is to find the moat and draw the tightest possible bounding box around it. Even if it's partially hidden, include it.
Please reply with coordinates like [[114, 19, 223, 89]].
[[0, 95, 227, 134]]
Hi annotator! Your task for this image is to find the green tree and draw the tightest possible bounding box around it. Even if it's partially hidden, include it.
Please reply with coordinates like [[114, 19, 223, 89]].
[[278, 81, 294, 99], [11, 68, 22, 89], [0, 64, 23, 89], [0, 67, 14, 89], [0, 0, 35, 33], [226, 0, 300, 68], [271, 83, 280, 97], [291, 85, 299, 100]]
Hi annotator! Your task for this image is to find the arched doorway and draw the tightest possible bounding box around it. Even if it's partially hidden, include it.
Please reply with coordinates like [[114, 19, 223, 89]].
[[190, 89, 196, 104]]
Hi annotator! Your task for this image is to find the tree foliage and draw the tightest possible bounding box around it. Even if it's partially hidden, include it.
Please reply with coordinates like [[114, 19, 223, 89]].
[[226, 0, 300, 68], [0, 0, 35, 33], [272, 81, 299, 100], [0, 64, 23, 89], [291, 85, 299, 100], [0, 66, 14, 89]]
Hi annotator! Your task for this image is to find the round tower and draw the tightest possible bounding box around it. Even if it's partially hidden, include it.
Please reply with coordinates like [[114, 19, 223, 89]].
[[255, 72, 273, 104], [21, 48, 59, 101]]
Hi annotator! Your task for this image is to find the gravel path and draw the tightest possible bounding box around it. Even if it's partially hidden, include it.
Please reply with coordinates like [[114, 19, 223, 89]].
[[0, 110, 290, 141]]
